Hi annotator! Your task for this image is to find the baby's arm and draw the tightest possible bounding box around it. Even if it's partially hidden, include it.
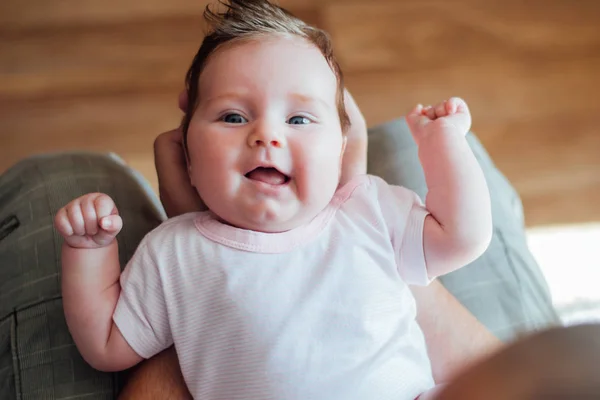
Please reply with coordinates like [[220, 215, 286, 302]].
[[55, 193, 143, 372], [406, 98, 492, 278]]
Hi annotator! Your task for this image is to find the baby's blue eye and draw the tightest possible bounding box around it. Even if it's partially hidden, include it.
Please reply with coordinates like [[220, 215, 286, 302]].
[[222, 113, 247, 124], [288, 116, 311, 125]]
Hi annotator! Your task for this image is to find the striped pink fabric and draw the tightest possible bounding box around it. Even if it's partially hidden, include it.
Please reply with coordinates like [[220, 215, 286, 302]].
[[113, 175, 435, 399]]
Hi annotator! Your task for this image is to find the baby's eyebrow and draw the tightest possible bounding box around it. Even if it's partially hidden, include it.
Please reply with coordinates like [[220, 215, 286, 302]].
[[289, 93, 331, 110], [203, 92, 247, 105]]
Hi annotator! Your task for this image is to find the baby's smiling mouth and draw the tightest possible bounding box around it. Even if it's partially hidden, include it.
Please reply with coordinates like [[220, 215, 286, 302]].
[[245, 167, 291, 185]]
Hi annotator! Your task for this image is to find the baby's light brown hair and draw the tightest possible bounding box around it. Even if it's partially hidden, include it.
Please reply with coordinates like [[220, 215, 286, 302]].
[[181, 0, 351, 150]]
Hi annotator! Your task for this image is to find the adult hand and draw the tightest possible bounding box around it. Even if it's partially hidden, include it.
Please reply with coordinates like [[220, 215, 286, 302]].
[[153, 91, 206, 218], [340, 89, 368, 185]]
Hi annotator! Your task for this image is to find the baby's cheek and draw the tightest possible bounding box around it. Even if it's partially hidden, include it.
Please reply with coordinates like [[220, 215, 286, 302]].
[[304, 162, 339, 202], [194, 167, 226, 200], [292, 138, 340, 196]]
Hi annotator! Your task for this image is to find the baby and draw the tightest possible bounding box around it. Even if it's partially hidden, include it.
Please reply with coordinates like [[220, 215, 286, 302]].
[[55, 0, 492, 399]]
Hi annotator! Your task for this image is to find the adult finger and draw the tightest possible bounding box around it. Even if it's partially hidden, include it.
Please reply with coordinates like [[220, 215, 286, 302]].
[[154, 129, 206, 217], [179, 90, 188, 113]]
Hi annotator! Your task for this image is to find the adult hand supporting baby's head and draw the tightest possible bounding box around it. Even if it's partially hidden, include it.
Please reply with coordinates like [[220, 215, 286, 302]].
[[153, 91, 206, 218], [339, 89, 368, 186]]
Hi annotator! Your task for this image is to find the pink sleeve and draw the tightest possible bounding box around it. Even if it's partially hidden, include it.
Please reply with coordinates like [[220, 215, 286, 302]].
[[113, 236, 173, 359], [371, 176, 432, 286]]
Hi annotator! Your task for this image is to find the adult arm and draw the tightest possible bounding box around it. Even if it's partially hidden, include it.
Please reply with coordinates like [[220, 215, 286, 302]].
[[339, 89, 368, 185], [118, 347, 192, 400], [411, 281, 502, 384]]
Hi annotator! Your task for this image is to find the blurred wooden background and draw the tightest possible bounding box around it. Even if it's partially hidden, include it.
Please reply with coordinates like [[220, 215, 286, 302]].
[[1, 0, 599, 227]]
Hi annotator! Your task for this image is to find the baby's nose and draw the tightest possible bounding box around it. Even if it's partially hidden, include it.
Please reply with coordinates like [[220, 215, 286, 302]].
[[252, 138, 282, 148], [248, 127, 284, 148]]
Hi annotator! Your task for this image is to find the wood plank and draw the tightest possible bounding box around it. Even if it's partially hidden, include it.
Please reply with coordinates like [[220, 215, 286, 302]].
[[0, 18, 204, 100], [0, 0, 316, 31], [522, 186, 600, 227], [345, 57, 600, 127], [0, 92, 179, 155], [324, 0, 600, 73], [0, 13, 322, 100], [0, 0, 208, 31], [0, 91, 180, 193], [476, 116, 600, 226]]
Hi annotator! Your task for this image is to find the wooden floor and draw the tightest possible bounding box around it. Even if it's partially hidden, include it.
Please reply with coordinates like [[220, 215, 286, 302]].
[[1, 0, 599, 227]]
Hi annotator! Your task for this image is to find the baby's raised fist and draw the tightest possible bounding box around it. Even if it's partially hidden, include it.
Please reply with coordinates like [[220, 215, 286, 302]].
[[406, 97, 472, 144], [54, 193, 122, 249]]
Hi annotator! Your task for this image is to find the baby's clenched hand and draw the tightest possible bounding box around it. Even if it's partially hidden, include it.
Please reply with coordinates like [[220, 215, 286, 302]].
[[54, 193, 122, 249], [406, 97, 472, 144]]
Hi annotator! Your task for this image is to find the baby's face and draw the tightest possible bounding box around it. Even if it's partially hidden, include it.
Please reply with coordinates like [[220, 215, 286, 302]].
[[186, 35, 346, 233]]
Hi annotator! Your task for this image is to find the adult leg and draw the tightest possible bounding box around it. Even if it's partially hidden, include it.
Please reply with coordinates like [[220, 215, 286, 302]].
[[0, 153, 164, 399], [437, 324, 600, 399], [367, 118, 560, 341]]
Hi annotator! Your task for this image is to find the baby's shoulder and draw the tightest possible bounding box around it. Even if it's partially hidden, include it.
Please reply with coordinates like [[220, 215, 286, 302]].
[[333, 175, 423, 221]]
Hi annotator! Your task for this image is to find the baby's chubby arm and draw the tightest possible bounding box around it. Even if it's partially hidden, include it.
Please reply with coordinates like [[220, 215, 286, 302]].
[[406, 98, 492, 278], [54, 193, 143, 372]]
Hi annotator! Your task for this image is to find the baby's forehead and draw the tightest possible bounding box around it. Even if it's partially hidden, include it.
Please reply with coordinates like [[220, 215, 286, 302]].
[[199, 35, 339, 98]]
